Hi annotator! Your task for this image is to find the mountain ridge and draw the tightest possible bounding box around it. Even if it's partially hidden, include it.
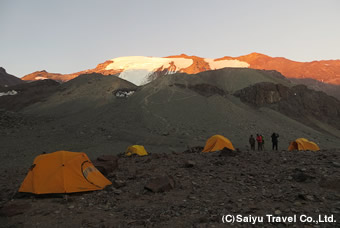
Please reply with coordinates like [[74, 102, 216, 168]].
[[19, 53, 340, 100], [21, 53, 340, 85]]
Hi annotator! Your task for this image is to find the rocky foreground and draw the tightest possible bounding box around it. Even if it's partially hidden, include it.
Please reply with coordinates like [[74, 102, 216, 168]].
[[0, 148, 339, 228]]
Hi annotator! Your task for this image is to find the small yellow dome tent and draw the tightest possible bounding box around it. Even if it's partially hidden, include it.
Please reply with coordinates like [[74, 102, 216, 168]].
[[202, 135, 235, 152], [288, 138, 320, 151], [19, 151, 112, 194], [125, 145, 148, 156]]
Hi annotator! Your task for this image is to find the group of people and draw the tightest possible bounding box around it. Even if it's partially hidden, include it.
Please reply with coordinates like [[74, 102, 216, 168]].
[[249, 132, 279, 151]]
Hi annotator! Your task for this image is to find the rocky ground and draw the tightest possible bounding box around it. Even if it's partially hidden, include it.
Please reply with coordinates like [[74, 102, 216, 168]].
[[1, 71, 340, 227], [0, 148, 339, 227]]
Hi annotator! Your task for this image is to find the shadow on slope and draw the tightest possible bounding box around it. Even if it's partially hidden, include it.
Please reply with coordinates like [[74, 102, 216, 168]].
[[289, 78, 340, 101], [0, 80, 60, 111], [24, 73, 137, 116], [234, 82, 340, 138]]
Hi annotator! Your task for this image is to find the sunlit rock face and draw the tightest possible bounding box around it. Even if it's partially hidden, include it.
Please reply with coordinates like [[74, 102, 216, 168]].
[[21, 53, 340, 88]]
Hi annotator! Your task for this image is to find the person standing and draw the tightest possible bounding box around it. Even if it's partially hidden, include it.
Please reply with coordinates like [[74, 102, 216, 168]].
[[271, 132, 279, 150], [261, 135, 265, 151], [249, 135, 255, 151], [256, 134, 262, 151]]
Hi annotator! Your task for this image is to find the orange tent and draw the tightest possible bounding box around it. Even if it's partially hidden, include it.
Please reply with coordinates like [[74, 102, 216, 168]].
[[202, 135, 235, 152], [19, 151, 112, 194], [288, 138, 320, 151]]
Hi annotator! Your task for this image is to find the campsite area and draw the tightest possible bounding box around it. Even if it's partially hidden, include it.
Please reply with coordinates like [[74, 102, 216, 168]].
[[1, 147, 340, 227], [1, 70, 340, 227], [2, 0, 340, 226]]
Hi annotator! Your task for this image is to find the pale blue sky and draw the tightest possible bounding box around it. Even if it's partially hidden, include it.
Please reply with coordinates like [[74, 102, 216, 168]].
[[1, 0, 339, 77]]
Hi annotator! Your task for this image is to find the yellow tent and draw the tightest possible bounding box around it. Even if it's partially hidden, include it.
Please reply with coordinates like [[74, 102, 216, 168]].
[[125, 145, 148, 156], [288, 138, 320, 151], [19, 151, 112, 194], [202, 135, 235, 152]]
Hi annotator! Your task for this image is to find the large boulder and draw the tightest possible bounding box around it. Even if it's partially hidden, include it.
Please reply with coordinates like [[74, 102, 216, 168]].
[[93, 155, 118, 176]]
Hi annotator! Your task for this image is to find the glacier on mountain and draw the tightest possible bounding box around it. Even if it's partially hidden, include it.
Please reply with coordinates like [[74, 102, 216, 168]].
[[105, 56, 193, 85]]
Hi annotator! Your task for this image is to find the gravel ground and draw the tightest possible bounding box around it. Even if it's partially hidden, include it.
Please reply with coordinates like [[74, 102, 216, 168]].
[[1, 71, 339, 227], [0, 148, 339, 227]]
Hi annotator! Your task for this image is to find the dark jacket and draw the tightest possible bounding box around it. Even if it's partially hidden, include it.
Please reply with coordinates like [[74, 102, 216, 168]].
[[271, 133, 279, 143], [249, 137, 255, 145]]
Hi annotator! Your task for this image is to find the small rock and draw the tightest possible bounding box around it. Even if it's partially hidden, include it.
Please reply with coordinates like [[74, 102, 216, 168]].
[[113, 188, 123, 195], [332, 162, 340, 168], [191, 181, 199, 187], [214, 160, 224, 166], [0, 202, 31, 217], [145, 175, 175, 193], [294, 201, 302, 206], [219, 148, 238, 157], [291, 169, 313, 182], [319, 178, 340, 192], [274, 210, 282, 215], [112, 180, 126, 188], [188, 196, 196, 200], [306, 195, 314, 201], [184, 160, 196, 168], [331, 209, 340, 214]]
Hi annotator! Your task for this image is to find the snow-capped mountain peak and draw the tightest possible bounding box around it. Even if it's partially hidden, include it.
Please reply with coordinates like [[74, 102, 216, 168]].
[[105, 56, 193, 85], [21, 53, 340, 87]]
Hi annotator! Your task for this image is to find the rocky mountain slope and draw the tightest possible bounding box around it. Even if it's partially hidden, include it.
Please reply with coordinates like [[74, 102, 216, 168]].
[[20, 53, 340, 100], [0, 67, 24, 87], [23, 73, 137, 116], [0, 80, 60, 111], [220, 53, 340, 85], [289, 78, 340, 101], [1, 68, 340, 227], [0, 69, 333, 166], [234, 82, 340, 137], [1, 68, 339, 165]]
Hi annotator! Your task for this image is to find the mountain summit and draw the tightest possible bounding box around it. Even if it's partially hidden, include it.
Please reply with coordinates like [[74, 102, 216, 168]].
[[21, 53, 340, 87]]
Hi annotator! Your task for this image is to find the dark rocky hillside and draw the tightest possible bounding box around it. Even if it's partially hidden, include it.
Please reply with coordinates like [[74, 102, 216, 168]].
[[0, 80, 60, 111], [234, 82, 340, 134], [0, 67, 24, 87]]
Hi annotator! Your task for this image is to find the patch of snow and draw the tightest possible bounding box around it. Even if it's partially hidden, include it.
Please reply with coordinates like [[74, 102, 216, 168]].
[[119, 69, 152, 86], [0, 90, 18, 97], [115, 90, 135, 98], [205, 59, 250, 69], [35, 76, 47, 80], [105, 56, 193, 85]]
